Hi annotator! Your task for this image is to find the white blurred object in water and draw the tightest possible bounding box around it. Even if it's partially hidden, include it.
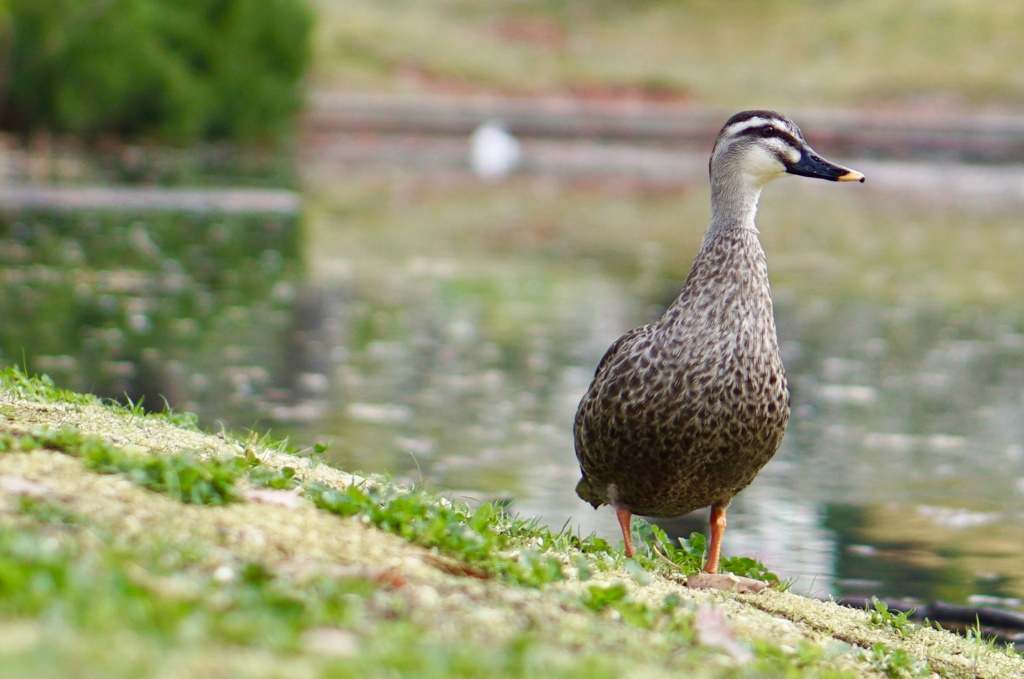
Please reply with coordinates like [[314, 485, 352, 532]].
[[470, 121, 520, 179]]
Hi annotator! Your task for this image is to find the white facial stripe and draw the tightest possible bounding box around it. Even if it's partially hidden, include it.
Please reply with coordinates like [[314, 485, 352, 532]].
[[722, 117, 777, 138]]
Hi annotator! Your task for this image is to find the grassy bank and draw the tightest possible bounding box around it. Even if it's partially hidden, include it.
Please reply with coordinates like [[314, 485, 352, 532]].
[[0, 368, 1020, 678], [309, 0, 1024, 110], [305, 176, 1024, 312]]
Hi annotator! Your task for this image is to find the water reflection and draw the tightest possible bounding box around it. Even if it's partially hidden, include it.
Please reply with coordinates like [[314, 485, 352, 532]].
[[0, 210, 325, 427], [282, 266, 1024, 606]]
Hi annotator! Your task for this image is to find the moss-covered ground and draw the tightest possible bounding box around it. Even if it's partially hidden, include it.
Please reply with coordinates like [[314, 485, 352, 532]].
[[0, 369, 1020, 678]]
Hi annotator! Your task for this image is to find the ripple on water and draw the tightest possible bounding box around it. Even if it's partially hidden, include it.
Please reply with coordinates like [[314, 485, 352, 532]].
[[346, 402, 413, 425], [915, 505, 1003, 530]]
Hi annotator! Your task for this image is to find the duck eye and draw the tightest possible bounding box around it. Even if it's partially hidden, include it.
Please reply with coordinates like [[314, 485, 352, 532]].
[[760, 126, 776, 138]]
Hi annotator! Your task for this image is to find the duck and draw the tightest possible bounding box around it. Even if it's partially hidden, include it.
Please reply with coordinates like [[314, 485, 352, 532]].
[[573, 110, 864, 574]]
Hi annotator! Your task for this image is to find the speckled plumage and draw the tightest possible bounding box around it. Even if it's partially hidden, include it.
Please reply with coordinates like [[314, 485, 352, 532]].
[[574, 226, 788, 516], [573, 110, 864, 569]]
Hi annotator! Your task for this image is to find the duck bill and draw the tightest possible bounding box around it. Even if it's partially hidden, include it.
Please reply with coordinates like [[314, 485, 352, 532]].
[[786, 149, 865, 182]]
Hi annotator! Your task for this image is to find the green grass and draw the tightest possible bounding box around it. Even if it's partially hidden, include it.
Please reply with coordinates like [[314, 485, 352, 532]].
[[0, 427, 247, 506], [0, 525, 367, 653], [309, 0, 1024, 109], [860, 643, 932, 678], [0, 417, 569, 588], [868, 597, 918, 639], [0, 441, 854, 679], [0, 429, 784, 659], [1, 417, 780, 590], [0, 368, 107, 410], [308, 481, 570, 586], [85, 447, 244, 506], [0, 522, 838, 678], [634, 521, 784, 588], [0, 367, 204, 430], [3, 369, 1021, 678]]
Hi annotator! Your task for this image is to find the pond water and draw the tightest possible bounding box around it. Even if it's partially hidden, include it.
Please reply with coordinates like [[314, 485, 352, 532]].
[[0, 208, 316, 431], [287, 259, 1024, 606], [289, 170, 1024, 609], [2, 158, 1023, 612]]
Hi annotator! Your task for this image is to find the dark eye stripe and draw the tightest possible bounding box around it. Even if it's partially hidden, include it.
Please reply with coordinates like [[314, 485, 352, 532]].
[[735, 125, 801, 149]]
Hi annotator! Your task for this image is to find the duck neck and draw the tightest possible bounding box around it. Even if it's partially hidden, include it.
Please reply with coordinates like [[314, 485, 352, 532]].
[[708, 170, 764, 235]]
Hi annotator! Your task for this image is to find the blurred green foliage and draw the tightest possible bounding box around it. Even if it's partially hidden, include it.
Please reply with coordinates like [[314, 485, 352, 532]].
[[0, 0, 312, 142]]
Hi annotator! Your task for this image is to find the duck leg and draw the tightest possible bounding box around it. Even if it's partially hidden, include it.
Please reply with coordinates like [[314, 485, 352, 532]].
[[705, 502, 728, 573], [687, 500, 772, 592], [615, 506, 636, 557]]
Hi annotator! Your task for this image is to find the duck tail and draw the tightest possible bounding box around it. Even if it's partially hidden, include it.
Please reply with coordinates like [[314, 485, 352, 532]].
[[575, 475, 604, 509]]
